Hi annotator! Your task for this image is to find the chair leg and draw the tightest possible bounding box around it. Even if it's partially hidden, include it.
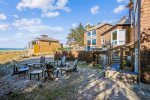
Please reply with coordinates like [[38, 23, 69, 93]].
[[42, 71, 44, 77], [38, 74, 40, 81], [19, 72, 20, 78], [61, 69, 63, 75], [30, 74, 32, 80], [56, 70, 59, 77], [24, 72, 25, 79]]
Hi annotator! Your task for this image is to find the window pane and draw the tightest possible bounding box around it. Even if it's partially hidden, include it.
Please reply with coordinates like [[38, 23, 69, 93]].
[[112, 31, 117, 40], [87, 40, 91, 45], [92, 39, 96, 45], [87, 32, 91, 37], [92, 30, 96, 36]]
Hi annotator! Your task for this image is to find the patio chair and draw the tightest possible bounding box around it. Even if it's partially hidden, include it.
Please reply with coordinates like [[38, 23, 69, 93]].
[[11, 60, 29, 78], [40, 56, 46, 67], [60, 55, 69, 67], [60, 58, 78, 75], [44, 63, 59, 81]]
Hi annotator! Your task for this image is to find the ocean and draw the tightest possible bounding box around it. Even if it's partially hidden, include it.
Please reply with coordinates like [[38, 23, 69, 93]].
[[0, 48, 25, 51]]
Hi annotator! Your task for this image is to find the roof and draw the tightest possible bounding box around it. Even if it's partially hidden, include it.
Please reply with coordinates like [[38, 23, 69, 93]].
[[86, 23, 113, 32], [32, 35, 59, 42], [126, 0, 134, 8], [101, 17, 130, 35]]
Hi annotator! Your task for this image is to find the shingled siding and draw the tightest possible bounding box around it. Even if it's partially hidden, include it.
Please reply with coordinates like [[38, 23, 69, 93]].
[[140, 0, 150, 83], [96, 25, 112, 48], [140, 0, 150, 50], [33, 41, 61, 55], [101, 25, 131, 45]]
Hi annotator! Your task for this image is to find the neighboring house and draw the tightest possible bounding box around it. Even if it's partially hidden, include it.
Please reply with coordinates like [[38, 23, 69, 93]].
[[84, 23, 112, 50], [28, 35, 61, 55]]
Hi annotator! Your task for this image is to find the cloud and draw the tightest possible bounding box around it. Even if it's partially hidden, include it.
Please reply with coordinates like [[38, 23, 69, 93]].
[[16, 0, 70, 17], [23, 25, 63, 34], [113, 5, 126, 13], [116, 0, 127, 3], [0, 23, 9, 31], [16, 0, 53, 11], [55, 0, 71, 12], [12, 18, 41, 27], [13, 14, 19, 18], [0, 13, 6, 20], [12, 18, 63, 34], [41, 11, 60, 18], [90, 5, 99, 15]]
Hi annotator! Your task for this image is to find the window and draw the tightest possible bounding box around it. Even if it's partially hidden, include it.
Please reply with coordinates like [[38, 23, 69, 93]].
[[130, 11, 134, 27], [36, 41, 39, 45], [87, 32, 91, 37], [103, 38, 105, 43], [112, 30, 117, 40], [87, 40, 91, 45], [92, 30, 96, 37], [92, 39, 96, 45]]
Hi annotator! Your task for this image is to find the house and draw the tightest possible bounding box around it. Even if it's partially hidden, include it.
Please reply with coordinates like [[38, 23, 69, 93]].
[[101, 17, 131, 66], [28, 35, 61, 55], [128, 0, 150, 83], [101, 17, 131, 48], [84, 23, 112, 50]]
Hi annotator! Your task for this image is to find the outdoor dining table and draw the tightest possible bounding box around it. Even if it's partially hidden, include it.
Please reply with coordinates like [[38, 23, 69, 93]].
[[30, 69, 44, 81], [27, 63, 45, 69], [50, 60, 61, 67], [18, 67, 29, 78]]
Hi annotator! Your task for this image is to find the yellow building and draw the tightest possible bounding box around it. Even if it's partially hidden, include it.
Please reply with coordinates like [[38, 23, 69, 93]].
[[28, 35, 61, 55]]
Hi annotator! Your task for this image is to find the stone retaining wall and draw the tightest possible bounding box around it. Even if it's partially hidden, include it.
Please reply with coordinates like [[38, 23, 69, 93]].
[[105, 70, 138, 84]]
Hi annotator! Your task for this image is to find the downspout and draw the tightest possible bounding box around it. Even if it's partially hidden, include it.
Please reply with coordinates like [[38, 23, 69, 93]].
[[137, 0, 141, 86]]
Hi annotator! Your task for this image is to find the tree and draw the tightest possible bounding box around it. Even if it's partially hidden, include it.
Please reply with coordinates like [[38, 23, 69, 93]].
[[67, 23, 85, 46], [85, 24, 94, 29]]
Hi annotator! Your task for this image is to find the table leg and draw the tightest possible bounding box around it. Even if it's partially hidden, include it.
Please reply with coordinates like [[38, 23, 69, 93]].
[[61, 69, 62, 75], [38, 74, 40, 81], [24, 71, 25, 79], [30, 74, 31, 80], [19, 72, 20, 78], [42, 71, 43, 77], [56, 70, 59, 77]]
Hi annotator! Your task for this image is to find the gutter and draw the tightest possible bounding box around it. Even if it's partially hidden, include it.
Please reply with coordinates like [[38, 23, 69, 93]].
[[137, 0, 141, 86]]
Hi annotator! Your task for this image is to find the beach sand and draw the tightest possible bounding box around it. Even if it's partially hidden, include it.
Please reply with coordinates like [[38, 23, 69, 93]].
[[0, 50, 27, 64]]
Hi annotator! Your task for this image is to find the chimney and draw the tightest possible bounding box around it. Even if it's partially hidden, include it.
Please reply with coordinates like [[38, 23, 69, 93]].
[[41, 35, 48, 38]]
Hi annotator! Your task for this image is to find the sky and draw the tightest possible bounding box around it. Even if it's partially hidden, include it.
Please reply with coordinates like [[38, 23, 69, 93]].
[[0, 0, 129, 48]]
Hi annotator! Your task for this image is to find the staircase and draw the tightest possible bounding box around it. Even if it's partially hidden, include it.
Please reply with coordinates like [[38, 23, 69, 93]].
[[112, 56, 120, 64]]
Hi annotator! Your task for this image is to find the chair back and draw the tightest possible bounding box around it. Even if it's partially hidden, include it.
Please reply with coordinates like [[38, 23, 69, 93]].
[[73, 59, 78, 68], [40, 56, 45, 64], [46, 63, 55, 69], [12, 60, 19, 67], [61, 55, 66, 66]]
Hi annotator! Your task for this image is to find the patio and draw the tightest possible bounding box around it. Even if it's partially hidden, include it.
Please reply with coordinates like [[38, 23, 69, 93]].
[[0, 57, 150, 100]]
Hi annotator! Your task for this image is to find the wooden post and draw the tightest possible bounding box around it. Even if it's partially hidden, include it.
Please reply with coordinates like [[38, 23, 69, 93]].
[[120, 47, 123, 70]]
